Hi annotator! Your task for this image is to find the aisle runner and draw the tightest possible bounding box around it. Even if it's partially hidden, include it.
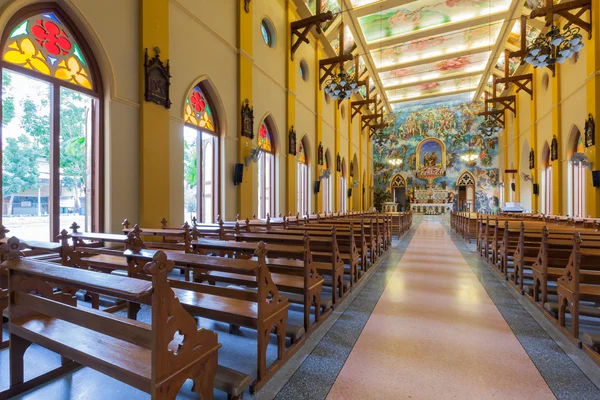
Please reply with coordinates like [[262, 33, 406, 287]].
[[326, 220, 555, 400]]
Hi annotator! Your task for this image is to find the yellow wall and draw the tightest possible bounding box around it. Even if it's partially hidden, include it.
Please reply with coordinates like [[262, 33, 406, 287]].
[[0, 0, 375, 231], [499, 14, 597, 216]]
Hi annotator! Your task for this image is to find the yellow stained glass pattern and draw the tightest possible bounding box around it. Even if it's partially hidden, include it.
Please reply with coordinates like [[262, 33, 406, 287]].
[[4, 38, 50, 75], [258, 122, 273, 152], [297, 142, 306, 163], [55, 56, 91, 89], [2, 13, 93, 90]]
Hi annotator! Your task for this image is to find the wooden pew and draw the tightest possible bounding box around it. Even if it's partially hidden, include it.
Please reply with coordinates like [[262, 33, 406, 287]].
[[283, 222, 372, 272], [125, 242, 291, 391], [0, 238, 221, 400], [192, 233, 328, 334], [236, 230, 359, 287], [554, 234, 600, 343]]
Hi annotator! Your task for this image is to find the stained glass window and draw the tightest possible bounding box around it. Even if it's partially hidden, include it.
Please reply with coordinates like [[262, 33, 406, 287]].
[[576, 134, 584, 153], [297, 141, 306, 163], [184, 86, 216, 132], [261, 19, 273, 48], [3, 12, 93, 89], [258, 122, 273, 152]]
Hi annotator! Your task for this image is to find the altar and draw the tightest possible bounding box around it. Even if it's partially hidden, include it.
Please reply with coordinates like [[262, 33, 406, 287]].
[[411, 203, 453, 214], [383, 202, 398, 212]]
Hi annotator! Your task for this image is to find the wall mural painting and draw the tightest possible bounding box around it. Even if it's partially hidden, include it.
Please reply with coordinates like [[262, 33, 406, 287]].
[[374, 93, 499, 212]]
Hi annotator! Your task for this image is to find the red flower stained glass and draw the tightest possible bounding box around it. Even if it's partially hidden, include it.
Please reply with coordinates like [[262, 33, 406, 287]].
[[190, 91, 206, 113], [32, 19, 71, 56], [259, 123, 267, 138]]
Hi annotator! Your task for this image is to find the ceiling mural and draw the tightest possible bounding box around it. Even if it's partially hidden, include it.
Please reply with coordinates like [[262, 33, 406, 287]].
[[387, 75, 481, 102], [297, 0, 540, 107], [370, 23, 502, 69], [357, 0, 511, 44], [380, 51, 491, 88], [331, 25, 356, 55], [305, 0, 340, 31]]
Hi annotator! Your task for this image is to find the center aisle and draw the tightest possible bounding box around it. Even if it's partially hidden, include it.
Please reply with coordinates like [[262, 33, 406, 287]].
[[326, 219, 555, 399]]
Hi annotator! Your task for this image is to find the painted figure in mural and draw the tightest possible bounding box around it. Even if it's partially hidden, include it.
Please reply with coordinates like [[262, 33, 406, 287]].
[[429, 151, 437, 166]]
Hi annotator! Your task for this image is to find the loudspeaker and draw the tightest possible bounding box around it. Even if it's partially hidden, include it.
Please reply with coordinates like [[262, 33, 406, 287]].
[[533, 183, 539, 195], [233, 163, 244, 186], [511, 182, 515, 192], [314, 180, 321, 194], [348, 188, 352, 198], [593, 170, 600, 188]]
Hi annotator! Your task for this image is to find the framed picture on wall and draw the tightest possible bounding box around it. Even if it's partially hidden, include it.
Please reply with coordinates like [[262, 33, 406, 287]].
[[585, 114, 595, 148], [529, 148, 535, 170], [241, 99, 254, 139]]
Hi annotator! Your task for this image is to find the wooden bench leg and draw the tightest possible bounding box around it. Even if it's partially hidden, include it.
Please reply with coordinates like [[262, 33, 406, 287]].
[[189, 352, 218, 400], [10, 334, 31, 387], [127, 302, 141, 320]]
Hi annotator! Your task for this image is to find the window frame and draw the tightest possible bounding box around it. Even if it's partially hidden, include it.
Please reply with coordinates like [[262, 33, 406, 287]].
[[257, 119, 276, 219], [183, 84, 221, 223], [0, 4, 104, 239]]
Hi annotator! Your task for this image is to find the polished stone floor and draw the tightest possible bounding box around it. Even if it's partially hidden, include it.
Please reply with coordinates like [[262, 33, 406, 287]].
[[2, 216, 600, 399]]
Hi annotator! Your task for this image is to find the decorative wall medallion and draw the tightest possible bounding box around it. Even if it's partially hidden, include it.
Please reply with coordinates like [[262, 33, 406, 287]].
[[585, 114, 595, 147], [241, 99, 254, 139], [288, 126, 297, 156], [318, 143, 324, 165], [336, 154, 341, 172], [144, 47, 171, 109], [551, 135, 558, 161]]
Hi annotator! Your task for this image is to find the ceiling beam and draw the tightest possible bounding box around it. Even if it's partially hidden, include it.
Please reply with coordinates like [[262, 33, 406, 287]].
[[383, 70, 484, 91], [376, 46, 491, 73], [474, 0, 523, 101], [350, 0, 415, 18], [341, 0, 391, 113], [366, 12, 508, 51], [389, 87, 477, 104]]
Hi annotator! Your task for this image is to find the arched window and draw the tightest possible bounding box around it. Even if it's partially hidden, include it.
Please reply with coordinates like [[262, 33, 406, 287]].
[[297, 138, 309, 215], [322, 150, 332, 213], [257, 120, 275, 218], [183, 84, 219, 223], [568, 128, 586, 217], [541, 142, 552, 214], [340, 158, 347, 213], [1, 7, 103, 241]]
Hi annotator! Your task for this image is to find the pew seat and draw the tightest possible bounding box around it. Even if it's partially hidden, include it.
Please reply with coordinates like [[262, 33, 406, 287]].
[[11, 314, 152, 388]]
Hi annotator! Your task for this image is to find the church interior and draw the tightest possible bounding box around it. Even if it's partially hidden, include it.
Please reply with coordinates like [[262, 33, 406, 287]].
[[1, 0, 600, 399]]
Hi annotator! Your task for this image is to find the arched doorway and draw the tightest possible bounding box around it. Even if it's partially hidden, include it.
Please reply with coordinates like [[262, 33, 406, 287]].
[[457, 171, 476, 212], [390, 173, 407, 211]]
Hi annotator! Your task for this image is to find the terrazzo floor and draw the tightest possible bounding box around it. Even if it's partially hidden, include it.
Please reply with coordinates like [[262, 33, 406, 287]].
[[324, 219, 555, 399], [2, 216, 600, 399]]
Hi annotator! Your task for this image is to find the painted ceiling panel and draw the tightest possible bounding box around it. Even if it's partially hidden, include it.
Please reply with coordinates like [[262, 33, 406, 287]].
[[350, 0, 381, 6], [370, 22, 502, 69], [386, 75, 481, 102], [357, 0, 511, 44], [331, 25, 357, 56], [379, 51, 491, 88]]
